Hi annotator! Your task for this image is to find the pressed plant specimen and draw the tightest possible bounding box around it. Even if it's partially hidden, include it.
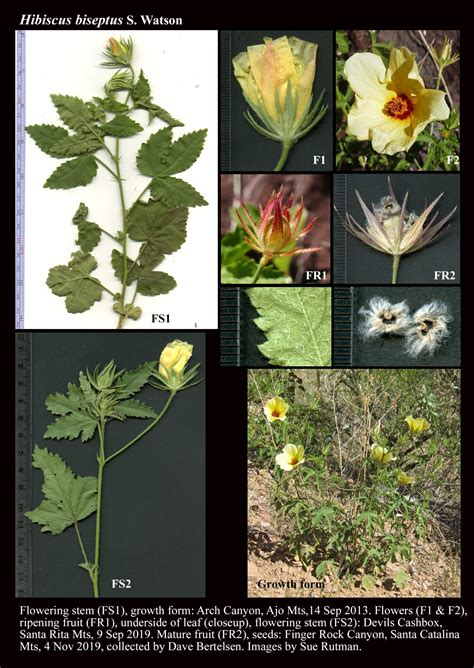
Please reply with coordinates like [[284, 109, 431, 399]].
[[342, 178, 456, 283], [233, 35, 327, 171], [26, 37, 208, 329], [25, 340, 202, 597]]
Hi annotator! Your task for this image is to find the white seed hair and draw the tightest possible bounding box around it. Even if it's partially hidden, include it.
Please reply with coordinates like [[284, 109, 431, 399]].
[[358, 297, 411, 339], [405, 301, 451, 357]]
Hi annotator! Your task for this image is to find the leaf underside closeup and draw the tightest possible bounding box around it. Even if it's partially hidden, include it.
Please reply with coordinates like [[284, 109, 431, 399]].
[[25, 446, 97, 535], [246, 288, 332, 366]]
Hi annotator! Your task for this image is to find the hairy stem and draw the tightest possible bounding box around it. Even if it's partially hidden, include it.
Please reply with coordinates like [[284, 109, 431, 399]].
[[92, 419, 106, 598], [105, 391, 176, 464], [74, 522, 93, 584], [251, 258, 268, 284], [113, 137, 131, 330], [274, 141, 292, 172]]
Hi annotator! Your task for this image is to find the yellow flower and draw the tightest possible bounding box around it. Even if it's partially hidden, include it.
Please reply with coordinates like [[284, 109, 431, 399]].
[[405, 415, 430, 434], [371, 444, 397, 464], [344, 47, 449, 155], [233, 36, 327, 171], [276, 444, 305, 471], [397, 471, 415, 485], [264, 396, 289, 422], [159, 340, 193, 381]]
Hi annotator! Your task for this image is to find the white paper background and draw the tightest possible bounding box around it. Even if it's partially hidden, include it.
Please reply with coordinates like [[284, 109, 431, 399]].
[[23, 30, 218, 329]]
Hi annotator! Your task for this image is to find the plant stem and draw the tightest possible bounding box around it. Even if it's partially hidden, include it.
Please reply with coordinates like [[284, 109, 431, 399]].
[[251, 260, 266, 284], [105, 391, 176, 464], [391, 255, 401, 284], [113, 137, 131, 330], [274, 141, 292, 172], [74, 522, 93, 582], [95, 156, 119, 180], [92, 419, 106, 598]]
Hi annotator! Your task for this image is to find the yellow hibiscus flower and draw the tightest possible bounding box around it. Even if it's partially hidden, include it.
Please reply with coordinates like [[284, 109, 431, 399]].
[[371, 444, 397, 464], [397, 471, 415, 485], [275, 444, 305, 471], [405, 415, 430, 434], [344, 47, 449, 155], [264, 396, 289, 422]]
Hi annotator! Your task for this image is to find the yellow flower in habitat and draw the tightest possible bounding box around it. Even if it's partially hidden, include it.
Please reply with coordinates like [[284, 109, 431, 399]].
[[397, 471, 415, 485], [405, 415, 430, 434], [264, 396, 289, 422], [371, 444, 397, 464], [275, 444, 305, 471], [344, 47, 449, 155], [233, 35, 327, 171]]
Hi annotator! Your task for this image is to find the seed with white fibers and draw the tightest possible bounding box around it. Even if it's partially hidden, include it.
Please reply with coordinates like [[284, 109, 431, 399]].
[[405, 301, 451, 357], [358, 297, 410, 339]]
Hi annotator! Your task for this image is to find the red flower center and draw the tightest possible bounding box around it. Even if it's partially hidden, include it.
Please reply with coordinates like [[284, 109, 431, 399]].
[[272, 410, 280, 418], [383, 94, 414, 120], [289, 457, 299, 465]]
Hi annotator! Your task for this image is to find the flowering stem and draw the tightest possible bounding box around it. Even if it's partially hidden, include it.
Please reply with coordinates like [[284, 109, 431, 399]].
[[105, 391, 176, 465], [391, 255, 401, 284], [92, 418, 106, 598], [274, 141, 292, 172]]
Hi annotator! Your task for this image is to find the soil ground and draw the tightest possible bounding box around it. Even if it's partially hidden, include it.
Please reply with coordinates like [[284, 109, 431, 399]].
[[248, 466, 460, 599]]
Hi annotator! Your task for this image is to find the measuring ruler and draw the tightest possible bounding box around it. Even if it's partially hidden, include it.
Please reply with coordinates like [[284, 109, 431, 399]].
[[16, 30, 26, 329], [16, 332, 32, 597]]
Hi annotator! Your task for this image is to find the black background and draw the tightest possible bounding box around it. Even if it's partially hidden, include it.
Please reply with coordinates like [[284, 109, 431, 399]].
[[6, 9, 471, 667], [352, 287, 461, 367], [224, 30, 333, 172], [29, 332, 205, 597], [334, 174, 460, 284]]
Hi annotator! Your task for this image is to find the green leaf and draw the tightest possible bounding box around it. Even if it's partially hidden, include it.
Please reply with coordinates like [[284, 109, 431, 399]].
[[46, 251, 102, 313], [44, 413, 98, 442], [315, 560, 336, 578], [131, 70, 151, 101], [100, 114, 143, 137], [44, 378, 98, 442], [46, 133, 103, 157], [44, 155, 98, 189], [136, 128, 173, 177], [136, 270, 176, 296], [72, 203, 101, 252], [136, 128, 207, 177], [150, 176, 208, 207], [127, 200, 187, 266], [25, 446, 97, 535], [111, 249, 141, 285], [116, 361, 156, 399], [146, 104, 184, 128], [93, 97, 129, 114], [131, 70, 183, 127], [26, 124, 68, 156], [155, 130, 207, 176], [51, 94, 95, 132], [113, 399, 157, 419], [246, 288, 332, 366], [361, 574, 376, 591]]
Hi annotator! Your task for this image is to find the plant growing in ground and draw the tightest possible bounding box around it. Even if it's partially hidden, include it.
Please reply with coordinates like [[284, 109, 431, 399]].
[[247, 371, 459, 590], [25, 340, 202, 597], [26, 37, 208, 329]]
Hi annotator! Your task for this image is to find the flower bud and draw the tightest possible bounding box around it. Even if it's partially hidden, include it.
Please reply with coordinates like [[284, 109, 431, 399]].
[[159, 340, 193, 382], [103, 36, 134, 67]]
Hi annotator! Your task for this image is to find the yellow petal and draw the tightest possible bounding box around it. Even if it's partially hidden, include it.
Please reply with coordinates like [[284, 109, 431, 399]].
[[288, 36, 317, 119], [248, 36, 297, 119], [347, 96, 392, 141], [232, 49, 260, 108], [412, 89, 450, 130], [344, 52, 387, 101], [386, 47, 425, 94]]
